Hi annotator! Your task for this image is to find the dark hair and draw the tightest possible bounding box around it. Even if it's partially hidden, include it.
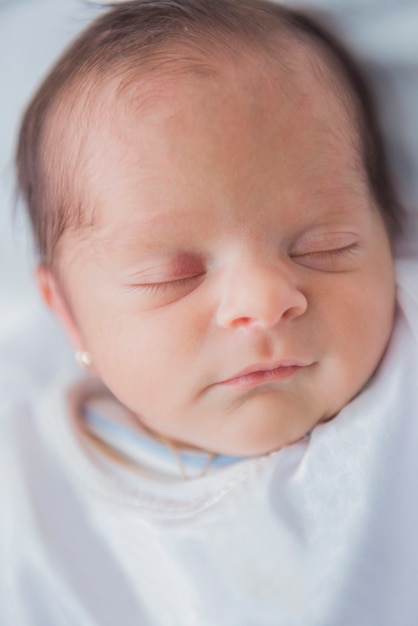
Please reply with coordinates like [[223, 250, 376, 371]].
[[16, 0, 402, 266]]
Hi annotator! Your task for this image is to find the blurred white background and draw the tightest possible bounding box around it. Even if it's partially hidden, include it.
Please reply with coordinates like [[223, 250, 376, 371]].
[[0, 0, 98, 332], [1, 0, 417, 345]]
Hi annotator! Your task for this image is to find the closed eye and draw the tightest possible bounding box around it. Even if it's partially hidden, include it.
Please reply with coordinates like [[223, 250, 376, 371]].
[[128, 272, 206, 294], [290, 243, 361, 270]]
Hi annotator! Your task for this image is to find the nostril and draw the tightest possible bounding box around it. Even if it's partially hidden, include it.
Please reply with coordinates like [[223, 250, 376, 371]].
[[230, 316, 253, 328], [283, 305, 305, 321]]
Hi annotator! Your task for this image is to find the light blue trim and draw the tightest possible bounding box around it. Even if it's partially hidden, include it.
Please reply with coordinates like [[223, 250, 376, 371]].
[[83, 408, 243, 474]]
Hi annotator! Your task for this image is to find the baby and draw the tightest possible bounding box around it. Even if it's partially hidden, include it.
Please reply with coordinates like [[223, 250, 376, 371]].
[[5, 0, 418, 624]]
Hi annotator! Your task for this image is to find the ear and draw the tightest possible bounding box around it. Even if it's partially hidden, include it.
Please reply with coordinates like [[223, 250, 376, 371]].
[[36, 265, 84, 351]]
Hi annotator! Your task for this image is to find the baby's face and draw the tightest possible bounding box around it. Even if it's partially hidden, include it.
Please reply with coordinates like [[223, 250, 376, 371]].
[[54, 52, 395, 455]]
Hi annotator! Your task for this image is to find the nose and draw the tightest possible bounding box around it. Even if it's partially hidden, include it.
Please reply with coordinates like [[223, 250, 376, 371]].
[[216, 260, 308, 330]]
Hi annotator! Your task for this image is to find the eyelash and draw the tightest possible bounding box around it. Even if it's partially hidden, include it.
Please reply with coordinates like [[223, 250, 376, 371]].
[[291, 243, 359, 261], [133, 273, 205, 294]]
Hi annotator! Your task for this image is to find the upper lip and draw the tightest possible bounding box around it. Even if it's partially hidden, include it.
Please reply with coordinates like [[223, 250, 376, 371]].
[[219, 359, 312, 384]]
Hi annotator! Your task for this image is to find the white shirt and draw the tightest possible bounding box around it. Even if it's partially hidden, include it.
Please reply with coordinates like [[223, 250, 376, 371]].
[[1, 259, 418, 626]]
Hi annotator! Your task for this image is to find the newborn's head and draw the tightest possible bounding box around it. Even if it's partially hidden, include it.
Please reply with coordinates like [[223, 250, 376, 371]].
[[17, 0, 399, 455]]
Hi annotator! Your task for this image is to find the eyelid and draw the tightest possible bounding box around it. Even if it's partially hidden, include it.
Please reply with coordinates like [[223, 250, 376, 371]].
[[128, 272, 206, 293], [290, 232, 360, 257], [290, 242, 361, 272], [291, 243, 359, 259]]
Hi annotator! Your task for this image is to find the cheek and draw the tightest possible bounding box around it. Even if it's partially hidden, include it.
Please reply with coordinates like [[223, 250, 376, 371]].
[[325, 265, 395, 383], [91, 297, 211, 385], [362, 250, 396, 341]]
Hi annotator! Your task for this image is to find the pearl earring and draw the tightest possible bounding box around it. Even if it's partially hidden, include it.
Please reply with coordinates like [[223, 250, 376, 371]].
[[75, 351, 92, 369]]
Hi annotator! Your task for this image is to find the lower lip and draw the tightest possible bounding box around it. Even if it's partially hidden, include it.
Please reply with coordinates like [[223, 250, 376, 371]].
[[222, 365, 303, 388]]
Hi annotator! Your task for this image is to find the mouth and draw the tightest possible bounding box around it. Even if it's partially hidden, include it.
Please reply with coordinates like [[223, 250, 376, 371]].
[[220, 360, 312, 388]]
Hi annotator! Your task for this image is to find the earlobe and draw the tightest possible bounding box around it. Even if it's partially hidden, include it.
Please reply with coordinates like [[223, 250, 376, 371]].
[[35, 265, 84, 351]]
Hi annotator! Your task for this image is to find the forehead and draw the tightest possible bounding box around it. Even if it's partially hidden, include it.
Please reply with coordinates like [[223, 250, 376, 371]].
[[54, 42, 365, 257], [100, 53, 357, 176]]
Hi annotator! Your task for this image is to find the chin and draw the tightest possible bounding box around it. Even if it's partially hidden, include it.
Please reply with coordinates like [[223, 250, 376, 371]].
[[215, 397, 319, 457], [214, 425, 311, 457]]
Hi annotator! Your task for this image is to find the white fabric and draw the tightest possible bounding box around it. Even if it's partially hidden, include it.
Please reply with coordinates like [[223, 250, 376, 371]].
[[1, 259, 418, 625]]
